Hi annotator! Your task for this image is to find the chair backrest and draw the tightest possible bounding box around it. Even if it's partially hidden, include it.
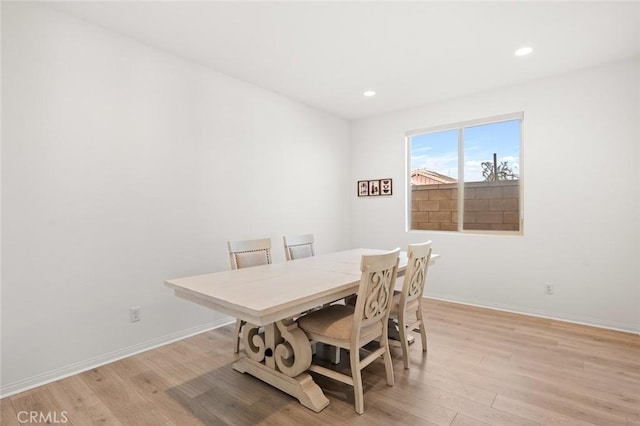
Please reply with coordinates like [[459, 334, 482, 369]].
[[283, 234, 315, 261], [352, 248, 400, 341], [401, 241, 432, 305], [227, 238, 272, 270]]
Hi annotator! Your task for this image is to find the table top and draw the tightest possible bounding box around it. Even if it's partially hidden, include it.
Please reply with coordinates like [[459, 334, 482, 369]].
[[165, 248, 438, 326]]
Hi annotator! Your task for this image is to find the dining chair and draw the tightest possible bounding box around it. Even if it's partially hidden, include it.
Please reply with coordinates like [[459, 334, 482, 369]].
[[283, 233, 315, 260], [297, 248, 400, 414], [388, 241, 432, 369], [227, 237, 272, 354], [283, 233, 342, 364]]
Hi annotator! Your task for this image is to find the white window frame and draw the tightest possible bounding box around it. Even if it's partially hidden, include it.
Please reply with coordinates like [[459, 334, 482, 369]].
[[406, 112, 524, 235]]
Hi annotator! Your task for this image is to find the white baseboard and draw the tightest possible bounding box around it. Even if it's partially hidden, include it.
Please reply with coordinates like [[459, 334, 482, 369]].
[[425, 293, 640, 335], [0, 317, 235, 398]]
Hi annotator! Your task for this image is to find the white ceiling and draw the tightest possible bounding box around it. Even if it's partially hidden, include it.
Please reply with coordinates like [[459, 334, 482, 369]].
[[49, 1, 640, 120]]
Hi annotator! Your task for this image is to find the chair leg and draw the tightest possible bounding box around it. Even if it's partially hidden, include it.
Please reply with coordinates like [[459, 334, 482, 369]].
[[416, 305, 428, 352], [350, 349, 364, 414], [398, 310, 410, 369], [331, 346, 341, 365], [233, 319, 244, 354], [382, 341, 395, 387]]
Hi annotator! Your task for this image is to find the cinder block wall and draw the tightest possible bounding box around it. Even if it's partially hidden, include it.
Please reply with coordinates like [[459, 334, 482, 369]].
[[411, 181, 520, 231]]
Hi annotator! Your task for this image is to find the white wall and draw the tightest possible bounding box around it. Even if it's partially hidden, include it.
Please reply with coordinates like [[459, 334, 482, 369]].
[[1, 3, 350, 394], [351, 58, 640, 333]]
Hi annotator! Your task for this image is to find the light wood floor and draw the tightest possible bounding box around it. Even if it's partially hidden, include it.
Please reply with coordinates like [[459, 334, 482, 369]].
[[2, 299, 639, 425]]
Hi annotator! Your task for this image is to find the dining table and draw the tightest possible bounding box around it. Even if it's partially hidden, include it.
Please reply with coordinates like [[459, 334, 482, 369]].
[[164, 248, 439, 412]]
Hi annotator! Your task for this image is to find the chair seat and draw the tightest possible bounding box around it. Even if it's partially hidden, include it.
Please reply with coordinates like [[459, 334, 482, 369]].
[[298, 304, 382, 343]]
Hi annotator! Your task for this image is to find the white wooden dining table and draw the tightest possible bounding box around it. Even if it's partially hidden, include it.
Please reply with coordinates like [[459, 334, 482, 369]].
[[165, 248, 439, 412]]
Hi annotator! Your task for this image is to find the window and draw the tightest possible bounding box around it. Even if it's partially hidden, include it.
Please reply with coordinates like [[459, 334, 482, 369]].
[[408, 113, 522, 233]]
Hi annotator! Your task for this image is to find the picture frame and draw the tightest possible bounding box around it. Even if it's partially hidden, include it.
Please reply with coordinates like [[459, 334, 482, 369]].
[[368, 180, 380, 196], [357, 178, 393, 197], [357, 180, 369, 197], [380, 178, 392, 196]]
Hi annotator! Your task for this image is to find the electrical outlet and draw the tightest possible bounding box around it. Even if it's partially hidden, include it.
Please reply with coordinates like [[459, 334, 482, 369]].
[[130, 306, 141, 322], [544, 283, 554, 295]]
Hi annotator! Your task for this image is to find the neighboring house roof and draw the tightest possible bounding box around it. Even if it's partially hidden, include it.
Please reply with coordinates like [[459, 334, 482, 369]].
[[411, 169, 458, 185]]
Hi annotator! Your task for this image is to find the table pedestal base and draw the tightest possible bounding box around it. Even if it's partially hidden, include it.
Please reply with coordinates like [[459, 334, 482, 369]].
[[233, 357, 330, 412], [388, 319, 416, 344]]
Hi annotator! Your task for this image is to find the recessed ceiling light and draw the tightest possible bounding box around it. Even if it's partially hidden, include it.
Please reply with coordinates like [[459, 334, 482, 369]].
[[514, 46, 533, 57], [363, 90, 376, 97]]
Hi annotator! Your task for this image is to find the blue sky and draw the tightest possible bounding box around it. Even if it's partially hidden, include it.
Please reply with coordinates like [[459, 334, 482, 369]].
[[410, 119, 520, 182]]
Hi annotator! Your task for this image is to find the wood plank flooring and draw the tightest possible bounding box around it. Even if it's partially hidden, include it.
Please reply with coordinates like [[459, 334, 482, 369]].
[[3, 299, 639, 425]]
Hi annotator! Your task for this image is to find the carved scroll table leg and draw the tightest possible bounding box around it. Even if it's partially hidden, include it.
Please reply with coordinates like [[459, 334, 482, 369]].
[[233, 320, 329, 412]]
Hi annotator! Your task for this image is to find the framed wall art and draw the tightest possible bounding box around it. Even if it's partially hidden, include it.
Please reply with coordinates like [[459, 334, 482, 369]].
[[357, 178, 392, 197], [357, 180, 369, 196], [368, 180, 380, 196], [380, 178, 392, 195]]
